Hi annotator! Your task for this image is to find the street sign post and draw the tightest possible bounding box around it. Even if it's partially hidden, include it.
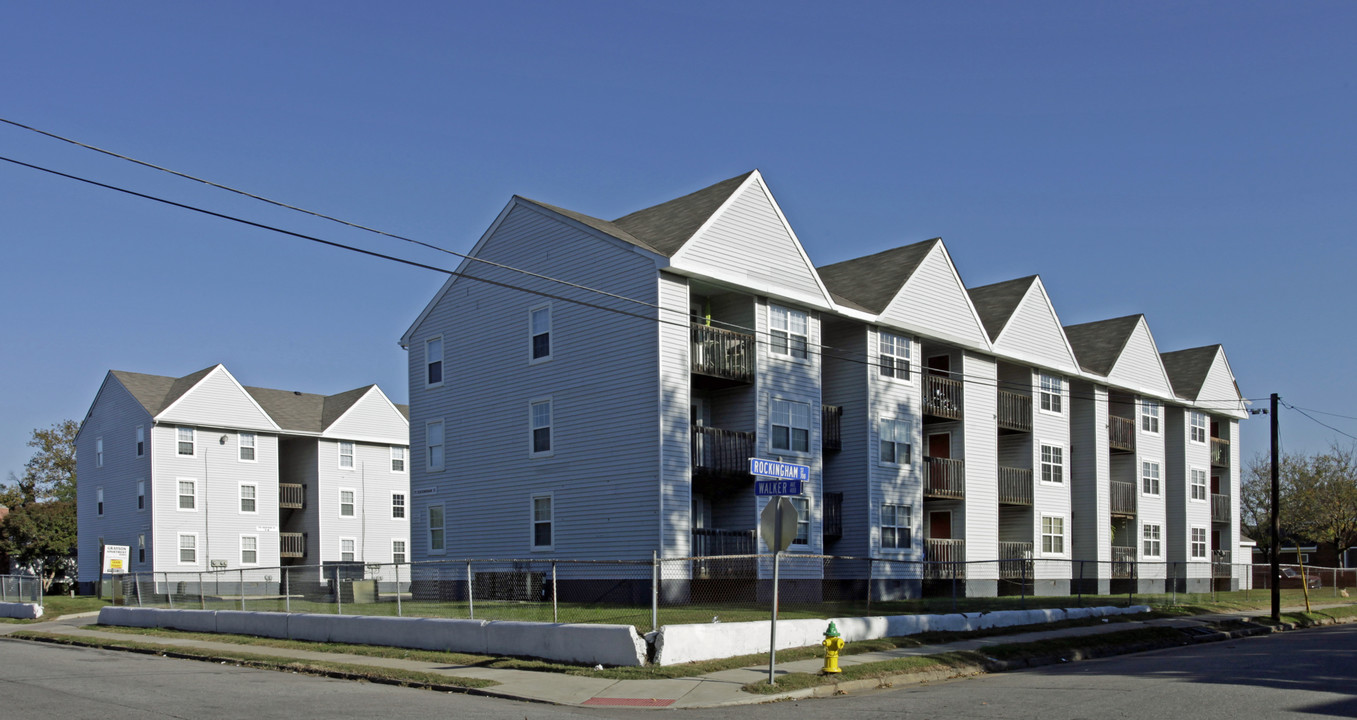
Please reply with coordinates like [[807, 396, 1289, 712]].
[[749, 457, 809, 686]]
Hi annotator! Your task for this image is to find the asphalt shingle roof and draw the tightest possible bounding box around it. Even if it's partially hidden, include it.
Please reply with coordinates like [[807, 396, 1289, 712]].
[[967, 276, 1037, 342], [815, 239, 940, 314], [1160, 345, 1222, 401], [1062, 315, 1143, 376], [611, 171, 754, 257]]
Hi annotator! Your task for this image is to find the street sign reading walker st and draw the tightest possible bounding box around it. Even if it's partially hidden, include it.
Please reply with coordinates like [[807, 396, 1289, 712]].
[[755, 479, 802, 496]]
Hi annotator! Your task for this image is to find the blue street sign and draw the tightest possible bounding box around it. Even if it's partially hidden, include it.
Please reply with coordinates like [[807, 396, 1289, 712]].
[[748, 458, 810, 482], [755, 479, 803, 496]]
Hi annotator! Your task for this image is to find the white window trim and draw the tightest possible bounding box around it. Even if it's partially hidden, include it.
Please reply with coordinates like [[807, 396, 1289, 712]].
[[392, 538, 407, 565], [240, 535, 259, 566], [425, 335, 444, 389], [1141, 460, 1162, 497], [1141, 523, 1163, 559], [177, 426, 196, 457], [390, 446, 407, 473], [530, 493, 554, 552], [427, 503, 446, 555], [137, 533, 146, 564], [339, 537, 358, 563], [238, 432, 258, 463], [391, 491, 407, 520], [877, 329, 912, 383], [1040, 514, 1068, 557], [769, 303, 810, 362], [1189, 411, 1208, 445], [177, 532, 199, 566], [1140, 400, 1161, 435], [96, 437, 103, 467], [176, 477, 198, 512], [239, 482, 258, 515], [529, 397, 554, 458], [1038, 373, 1064, 415], [1190, 526, 1208, 560], [339, 487, 357, 518], [338, 441, 355, 470], [136, 479, 146, 512], [880, 502, 912, 552], [788, 496, 812, 550], [1039, 442, 1065, 485], [136, 425, 145, 457], [528, 302, 553, 364], [878, 417, 912, 468], [96, 487, 104, 516], [770, 397, 812, 456], [426, 420, 445, 472], [1189, 466, 1209, 503]]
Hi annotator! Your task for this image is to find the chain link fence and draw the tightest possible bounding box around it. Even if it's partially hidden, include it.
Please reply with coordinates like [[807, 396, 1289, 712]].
[[106, 556, 1356, 632], [1, 574, 43, 605]]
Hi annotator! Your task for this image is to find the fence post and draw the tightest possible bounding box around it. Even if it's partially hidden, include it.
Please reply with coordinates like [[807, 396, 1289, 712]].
[[395, 562, 403, 618], [467, 561, 474, 620], [240, 569, 246, 611], [1171, 562, 1177, 605], [651, 551, 659, 634], [284, 566, 291, 614], [199, 572, 205, 610], [165, 573, 173, 609], [336, 564, 343, 616], [1020, 557, 1027, 610], [135, 573, 143, 607], [950, 560, 958, 613], [1129, 561, 1135, 606], [2, 576, 6, 603], [552, 561, 558, 624], [865, 557, 873, 616]]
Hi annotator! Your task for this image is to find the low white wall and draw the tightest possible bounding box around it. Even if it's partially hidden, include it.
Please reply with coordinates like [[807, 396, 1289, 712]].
[[654, 605, 1152, 665], [96, 608, 647, 667], [0, 602, 43, 620]]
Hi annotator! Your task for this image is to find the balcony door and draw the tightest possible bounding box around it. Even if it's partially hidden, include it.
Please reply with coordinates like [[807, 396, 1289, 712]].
[[927, 355, 951, 377], [929, 510, 952, 540], [927, 432, 951, 459]]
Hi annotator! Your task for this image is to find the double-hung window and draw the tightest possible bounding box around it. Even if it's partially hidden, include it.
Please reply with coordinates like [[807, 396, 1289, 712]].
[[392, 539, 407, 564], [426, 420, 444, 471], [136, 480, 145, 511], [1190, 468, 1208, 501], [1191, 527, 1207, 559], [879, 418, 911, 465], [339, 441, 355, 469], [241, 536, 258, 565], [96, 437, 103, 467], [96, 487, 104, 516], [1039, 374, 1063, 413], [136, 426, 145, 457], [1140, 400, 1161, 434], [391, 446, 406, 473], [1190, 412, 1208, 444], [530, 305, 552, 361], [769, 304, 808, 359], [1143, 523, 1162, 557], [177, 427, 195, 456], [1041, 445, 1064, 484], [240, 483, 257, 513], [340, 489, 355, 517], [879, 330, 910, 380], [791, 497, 810, 545], [1142, 461, 1161, 496], [177, 479, 196, 510], [1041, 516, 1066, 554], [341, 538, 356, 562], [881, 504, 911, 549], [239, 432, 256, 462], [532, 495, 553, 549], [178, 534, 197, 564], [771, 399, 810, 453], [530, 399, 553, 455], [138, 534, 145, 563], [428, 504, 445, 553], [425, 336, 444, 386], [391, 492, 406, 519]]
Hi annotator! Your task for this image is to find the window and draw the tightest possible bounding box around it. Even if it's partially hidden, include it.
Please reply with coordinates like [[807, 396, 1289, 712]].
[[177, 426, 195, 456], [1191, 527, 1207, 559], [769, 304, 808, 359], [392, 539, 407, 565], [138, 534, 145, 564], [340, 489, 355, 517], [391, 492, 406, 519], [425, 336, 444, 386], [1190, 468, 1208, 501], [240, 484, 257, 513], [137, 480, 145, 511], [341, 538, 355, 562], [178, 533, 197, 564], [96, 487, 104, 516], [1041, 516, 1066, 554], [1142, 461, 1161, 496], [241, 536, 258, 565], [391, 446, 406, 473], [239, 432, 256, 462], [881, 504, 911, 549], [177, 479, 196, 510], [1041, 445, 1064, 484], [426, 420, 444, 471], [96, 437, 104, 467], [1142, 523, 1162, 557], [1190, 412, 1207, 444], [1140, 400, 1161, 434], [136, 426, 145, 457], [771, 399, 811, 453], [530, 400, 552, 455], [428, 504, 445, 553], [791, 497, 810, 545], [532, 495, 553, 549], [530, 305, 552, 361], [1039, 374, 1063, 414], [339, 441, 355, 469], [879, 330, 910, 380], [879, 418, 912, 465]]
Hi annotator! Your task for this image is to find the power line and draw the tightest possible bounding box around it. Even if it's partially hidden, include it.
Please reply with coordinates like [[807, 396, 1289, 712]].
[[1279, 400, 1357, 443]]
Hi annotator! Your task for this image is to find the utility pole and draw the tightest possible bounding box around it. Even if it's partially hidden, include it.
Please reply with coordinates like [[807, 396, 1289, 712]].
[[1270, 393, 1280, 623]]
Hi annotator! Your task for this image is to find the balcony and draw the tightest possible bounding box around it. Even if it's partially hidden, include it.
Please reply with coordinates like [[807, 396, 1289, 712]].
[[1111, 545, 1136, 578], [279, 483, 304, 510], [692, 528, 756, 579], [924, 538, 966, 579], [822, 405, 842, 452], [998, 466, 1033, 506], [923, 374, 963, 421], [1109, 416, 1136, 453], [691, 323, 755, 385], [924, 456, 965, 500], [692, 425, 755, 480], [281, 532, 307, 559], [1211, 437, 1230, 467], [999, 541, 1034, 580], [1212, 550, 1233, 578], [997, 390, 1032, 433], [1211, 493, 1230, 523], [1111, 481, 1137, 517], [823, 492, 843, 540]]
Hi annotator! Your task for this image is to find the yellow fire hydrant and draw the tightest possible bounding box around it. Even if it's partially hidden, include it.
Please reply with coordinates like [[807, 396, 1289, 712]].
[[821, 621, 845, 674]]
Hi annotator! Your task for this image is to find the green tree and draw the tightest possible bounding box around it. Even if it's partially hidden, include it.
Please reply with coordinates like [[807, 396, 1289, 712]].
[[1241, 446, 1357, 564], [1, 420, 79, 588]]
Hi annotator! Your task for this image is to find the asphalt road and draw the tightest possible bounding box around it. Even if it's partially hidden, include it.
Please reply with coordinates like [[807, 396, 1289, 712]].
[[2, 623, 1355, 719]]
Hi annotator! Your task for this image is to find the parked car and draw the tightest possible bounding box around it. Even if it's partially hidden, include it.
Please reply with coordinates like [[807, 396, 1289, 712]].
[[1279, 567, 1322, 589]]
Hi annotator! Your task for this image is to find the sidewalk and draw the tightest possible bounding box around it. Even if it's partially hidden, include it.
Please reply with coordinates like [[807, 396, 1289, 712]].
[[2, 605, 1347, 708]]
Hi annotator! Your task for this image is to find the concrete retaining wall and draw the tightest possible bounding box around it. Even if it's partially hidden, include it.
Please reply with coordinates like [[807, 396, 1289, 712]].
[[0, 602, 42, 620], [653, 605, 1152, 665], [96, 608, 647, 667]]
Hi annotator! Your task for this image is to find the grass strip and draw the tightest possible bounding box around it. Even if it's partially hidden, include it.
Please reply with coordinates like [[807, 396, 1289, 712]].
[[10, 630, 496, 690]]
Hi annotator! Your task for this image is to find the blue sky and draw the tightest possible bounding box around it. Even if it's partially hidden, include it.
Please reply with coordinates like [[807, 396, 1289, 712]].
[[2, 2, 1354, 478]]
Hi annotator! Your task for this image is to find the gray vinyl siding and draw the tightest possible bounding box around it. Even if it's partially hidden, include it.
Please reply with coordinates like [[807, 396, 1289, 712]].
[[77, 378, 156, 581], [672, 177, 827, 308], [658, 272, 690, 558], [819, 318, 867, 556], [1069, 382, 1109, 562], [325, 390, 409, 445], [880, 243, 988, 350], [155, 368, 277, 431], [992, 287, 1080, 374], [1198, 351, 1248, 418], [406, 202, 663, 562], [961, 352, 998, 571], [1107, 321, 1174, 399]]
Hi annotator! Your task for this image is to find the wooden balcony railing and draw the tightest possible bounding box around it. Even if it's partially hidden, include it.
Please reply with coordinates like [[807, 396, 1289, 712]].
[[1210, 437, 1230, 467], [279, 483, 304, 510], [692, 528, 756, 579], [692, 425, 755, 479], [923, 374, 963, 421], [1211, 493, 1230, 523], [823, 492, 843, 540], [1111, 481, 1137, 517], [281, 532, 306, 559], [691, 323, 755, 384], [1111, 545, 1136, 578], [822, 405, 842, 452], [998, 466, 1033, 506], [1212, 550, 1232, 578], [1109, 416, 1136, 452], [999, 541, 1034, 580], [925, 538, 966, 579], [997, 390, 1032, 432], [924, 456, 965, 500]]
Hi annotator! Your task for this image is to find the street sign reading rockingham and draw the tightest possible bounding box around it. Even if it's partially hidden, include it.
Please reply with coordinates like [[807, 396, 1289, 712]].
[[750, 458, 809, 496]]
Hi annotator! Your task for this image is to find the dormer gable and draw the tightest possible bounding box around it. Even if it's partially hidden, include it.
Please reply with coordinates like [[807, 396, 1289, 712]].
[[970, 276, 1079, 374], [155, 365, 281, 432], [1161, 345, 1247, 418], [322, 385, 410, 445], [1067, 315, 1174, 399], [870, 240, 990, 351]]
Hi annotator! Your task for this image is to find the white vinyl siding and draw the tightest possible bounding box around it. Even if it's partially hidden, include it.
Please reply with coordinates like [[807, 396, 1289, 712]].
[[771, 399, 811, 453], [769, 304, 809, 359]]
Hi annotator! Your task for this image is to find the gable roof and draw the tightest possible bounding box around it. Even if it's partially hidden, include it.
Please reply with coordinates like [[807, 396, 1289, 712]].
[[1160, 345, 1222, 401], [1062, 315, 1143, 376], [514, 198, 660, 255], [967, 276, 1038, 342], [816, 239, 940, 314], [611, 171, 755, 257], [110, 367, 213, 417]]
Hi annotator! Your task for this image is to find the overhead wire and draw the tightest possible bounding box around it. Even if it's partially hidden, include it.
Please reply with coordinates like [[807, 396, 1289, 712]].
[[1279, 400, 1357, 443]]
